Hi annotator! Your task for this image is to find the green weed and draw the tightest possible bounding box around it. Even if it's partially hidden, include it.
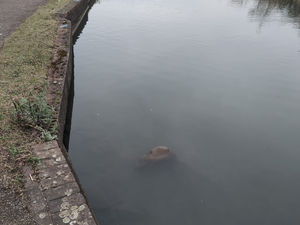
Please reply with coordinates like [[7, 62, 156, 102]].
[[27, 154, 40, 167], [41, 129, 57, 141], [12, 94, 54, 129], [8, 147, 23, 157]]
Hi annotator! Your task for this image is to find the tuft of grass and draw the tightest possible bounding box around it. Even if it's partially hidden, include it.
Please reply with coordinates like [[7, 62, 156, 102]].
[[8, 147, 23, 157], [27, 154, 40, 167], [41, 129, 57, 142], [12, 94, 54, 130], [12, 93, 58, 141]]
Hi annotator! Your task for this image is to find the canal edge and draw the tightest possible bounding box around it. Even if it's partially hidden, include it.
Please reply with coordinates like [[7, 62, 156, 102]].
[[23, 0, 100, 224]]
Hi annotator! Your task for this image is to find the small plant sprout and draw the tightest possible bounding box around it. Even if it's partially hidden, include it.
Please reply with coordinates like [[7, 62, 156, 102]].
[[41, 129, 57, 141], [8, 147, 23, 157], [27, 154, 40, 167]]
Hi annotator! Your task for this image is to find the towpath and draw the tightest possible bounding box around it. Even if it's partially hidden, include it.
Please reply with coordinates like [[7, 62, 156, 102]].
[[0, 0, 47, 48], [0, 0, 47, 224]]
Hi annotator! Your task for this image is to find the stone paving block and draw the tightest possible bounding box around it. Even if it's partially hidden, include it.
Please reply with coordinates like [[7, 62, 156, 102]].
[[52, 203, 96, 225], [39, 163, 71, 180], [35, 147, 63, 160], [26, 139, 98, 225], [48, 192, 86, 214], [33, 211, 53, 225], [37, 157, 67, 170], [32, 141, 58, 152], [44, 181, 80, 201], [40, 167, 75, 190]]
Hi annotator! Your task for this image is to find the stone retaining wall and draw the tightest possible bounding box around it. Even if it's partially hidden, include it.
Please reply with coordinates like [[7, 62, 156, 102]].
[[24, 141, 98, 225], [24, 0, 99, 224]]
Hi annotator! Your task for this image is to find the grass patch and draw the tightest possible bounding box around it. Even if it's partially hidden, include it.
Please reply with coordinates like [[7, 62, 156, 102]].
[[0, 0, 70, 191], [8, 146, 24, 157]]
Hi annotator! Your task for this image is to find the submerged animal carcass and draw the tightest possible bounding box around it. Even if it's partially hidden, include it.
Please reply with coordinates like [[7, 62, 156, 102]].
[[139, 146, 175, 166]]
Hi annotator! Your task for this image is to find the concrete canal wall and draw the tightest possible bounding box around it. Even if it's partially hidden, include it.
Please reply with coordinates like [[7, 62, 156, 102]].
[[23, 0, 99, 224]]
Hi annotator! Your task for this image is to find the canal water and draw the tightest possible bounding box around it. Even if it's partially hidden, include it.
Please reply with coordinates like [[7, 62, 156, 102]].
[[69, 0, 300, 224]]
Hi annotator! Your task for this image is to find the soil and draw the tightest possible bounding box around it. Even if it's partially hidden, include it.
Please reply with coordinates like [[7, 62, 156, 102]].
[[0, 180, 36, 225]]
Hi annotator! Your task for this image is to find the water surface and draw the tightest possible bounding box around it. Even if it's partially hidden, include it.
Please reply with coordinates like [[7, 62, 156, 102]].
[[69, 0, 300, 224]]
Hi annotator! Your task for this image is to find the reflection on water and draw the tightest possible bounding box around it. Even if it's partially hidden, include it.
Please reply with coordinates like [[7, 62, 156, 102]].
[[232, 0, 300, 28], [68, 0, 300, 224], [63, 3, 94, 149]]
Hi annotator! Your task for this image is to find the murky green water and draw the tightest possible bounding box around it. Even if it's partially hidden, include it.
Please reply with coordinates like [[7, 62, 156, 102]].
[[69, 0, 300, 224]]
